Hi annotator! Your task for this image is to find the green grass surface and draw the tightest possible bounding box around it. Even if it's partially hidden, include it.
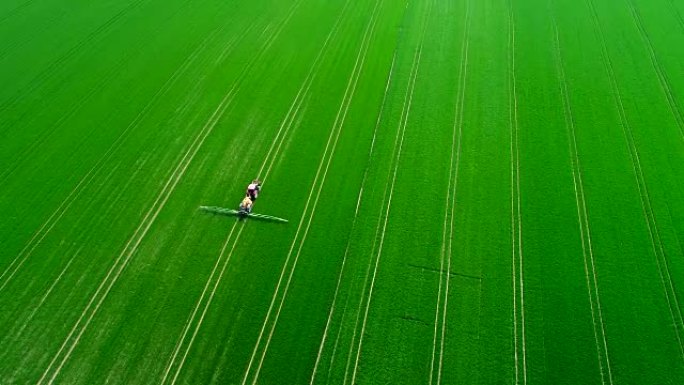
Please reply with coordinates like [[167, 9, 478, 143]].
[[1, 0, 684, 384]]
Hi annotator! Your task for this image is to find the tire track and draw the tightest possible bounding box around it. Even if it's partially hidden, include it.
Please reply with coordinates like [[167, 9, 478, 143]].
[[345, 3, 431, 383], [0, 250, 78, 360], [625, 0, 684, 143], [159, 2, 353, 383], [308, 48, 397, 385], [586, 0, 684, 360], [0, 21, 235, 294], [160, 220, 243, 385], [0, 3, 66, 60], [0, 0, 151, 116], [34, 4, 297, 383], [0, 0, 39, 24], [240, 2, 384, 384], [429, 1, 470, 383], [0, 61, 116, 185], [4, 157, 145, 359], [0, 0, 211, 186], [667, 0, 684, 32], [0, 15, 157, 186], [508, 1, 527, 383], [549, 2, 613, 383]]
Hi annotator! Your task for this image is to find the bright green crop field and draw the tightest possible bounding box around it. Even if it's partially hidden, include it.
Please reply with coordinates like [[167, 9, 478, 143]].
[[2, 0, 684, 384]]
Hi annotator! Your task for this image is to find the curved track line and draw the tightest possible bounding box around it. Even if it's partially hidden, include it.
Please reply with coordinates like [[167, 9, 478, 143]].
[[586, 0, 684, 360]]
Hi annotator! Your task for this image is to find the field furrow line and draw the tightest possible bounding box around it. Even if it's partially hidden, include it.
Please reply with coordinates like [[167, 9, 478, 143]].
[[320, 52, 401, 385], [160, 222, 242, 385], [549, 2, 613, 382], [0, 2, 246, 187], [625, 0, 684, 143], [586, 0, 684, 360], [0, 23, 231, 294], [0, 0, 39, 24], [160, 2, 355, 383], [163, 102, 301, 384], [347, 3, 431, 384], [241, 3, 385, 384], [0, 70, 111, 184], [35, 4, 302, 382], [667, 0, 684, 32], [308, 47, 397, 385], [38, 93, 223, 384], [508, 1, 527, 383], [0, 0, 152, 115], [428, 0, 456, 379], [430, 2, 471, 384], [0, 250, 78, 361], [0, 28, 141, 186]]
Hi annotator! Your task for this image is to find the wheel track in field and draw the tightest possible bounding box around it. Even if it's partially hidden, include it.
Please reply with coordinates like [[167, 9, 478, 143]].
[[0, 57, 121, 185], [0, 0, 212, 184], [239, 2, 385, 384], [0, 19, 239, 294], [33, 4, 296, 382], [158, 1, 356, 383], [0, 249, 78, 362], [307, 43, 397, 385], [307, 52, 396, 384], [0, 0, 201, 187], [343, 3, 430, 383], [339, 1, 417, 381], [549, 2, 613, 383], [624, 0, 684, 143], [667, 0, 684, 32], [0, 0, 218, 185], [429, 1, 470, 383], [508, 1, 527, 384], [0, 3, 65, 60], [4, 111, 160, 358], [586, 0, 684, 360], [0, 4, 69, 61], [2, 160, 128, 341], [0, 0, 39, 24], [0, 0, 151, 116], [318, 50, 401, 385]]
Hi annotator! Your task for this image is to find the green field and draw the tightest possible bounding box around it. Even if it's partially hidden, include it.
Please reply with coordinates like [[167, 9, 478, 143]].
[[2, 0, 684, 383]]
